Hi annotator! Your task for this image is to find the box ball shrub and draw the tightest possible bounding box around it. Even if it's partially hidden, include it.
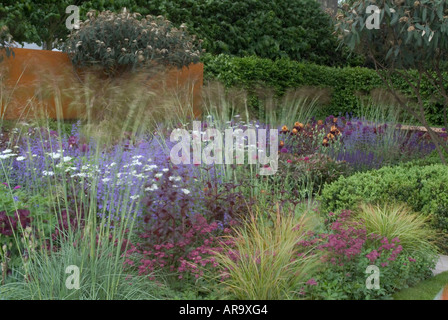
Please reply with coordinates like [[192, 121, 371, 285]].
[[319, 164, 448, 234]]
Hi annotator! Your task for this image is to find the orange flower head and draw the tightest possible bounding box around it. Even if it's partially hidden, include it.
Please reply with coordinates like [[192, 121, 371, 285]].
[[279, 140, 284, 147], [333, 117, 338, 123], [317, 120, 323, 125], [330, 126, 340, 135], [327, 133, 335, 140], [294, 122, 304, 129], [292, 128, 298, 134]]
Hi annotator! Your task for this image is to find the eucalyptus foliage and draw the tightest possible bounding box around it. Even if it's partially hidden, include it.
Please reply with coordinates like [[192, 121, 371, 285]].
[[336, 0, 448, 68], [335, 0, 448, 163]]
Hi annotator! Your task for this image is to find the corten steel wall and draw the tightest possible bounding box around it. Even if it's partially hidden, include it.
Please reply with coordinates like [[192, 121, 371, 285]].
[[0, 48, 203, 120]]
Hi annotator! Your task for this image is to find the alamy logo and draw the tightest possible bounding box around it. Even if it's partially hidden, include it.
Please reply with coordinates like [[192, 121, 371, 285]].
[[169, 121, 278, 175], [65, 5, 80, 30], [65, 265, 80, 289], [365, 265, 380, 290], [365, 5, 396, 30]]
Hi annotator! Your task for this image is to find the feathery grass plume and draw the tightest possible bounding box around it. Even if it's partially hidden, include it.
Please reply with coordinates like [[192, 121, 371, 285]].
[[259, 86, 319, 128], [213, 205, 321, 300], [355, 202, 439, 257], [65, 68, 197, 146], [0, 240, 168, 300]]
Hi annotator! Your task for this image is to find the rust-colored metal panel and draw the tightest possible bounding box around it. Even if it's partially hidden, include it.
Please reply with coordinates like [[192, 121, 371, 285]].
[[443, 284, 448, 300], [0, 48, 203, 120]]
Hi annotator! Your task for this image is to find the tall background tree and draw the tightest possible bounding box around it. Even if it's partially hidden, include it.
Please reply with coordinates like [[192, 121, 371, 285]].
[[335, 0, 448, 163], [1, 0, 362, 66], [0, 0, 143, 50]]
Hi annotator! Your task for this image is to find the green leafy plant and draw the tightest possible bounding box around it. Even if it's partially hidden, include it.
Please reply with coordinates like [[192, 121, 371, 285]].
[[278, 153, 352, 196], [0, 0, 153, 50], [319, 164, 448, 246], [63, 8, 203, 77], [300, 210, 437, 300], [0, 183, 54, 276], [146, 0, 363, 66], [203, 54, 448, 125], [335, 0, 448, 163], [354, 202, 439, 256]]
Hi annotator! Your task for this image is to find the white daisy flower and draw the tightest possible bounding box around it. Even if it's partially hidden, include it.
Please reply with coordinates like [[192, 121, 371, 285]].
[[169, 176, 181, 182], [71, 173, 86, 178], [181, 189, 190, 195], [145, 184, 158, 191], [48, 152, 61, 159], [17, 156, 27, 161], [144, 164, 158, 171], [62, 156, 72, 162], [130, 195, 140, 200], [0, 153, 16, 159], [154, 173, 163, 178], [42, 170, 54, 176], [2, 149, 12, 154]]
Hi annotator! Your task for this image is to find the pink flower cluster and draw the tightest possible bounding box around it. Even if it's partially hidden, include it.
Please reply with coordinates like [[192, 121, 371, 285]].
[[297, 210, 407, 268], [298, 210, 367, 266], [365, 236, 403, 264], [125, 213, 235, 279]]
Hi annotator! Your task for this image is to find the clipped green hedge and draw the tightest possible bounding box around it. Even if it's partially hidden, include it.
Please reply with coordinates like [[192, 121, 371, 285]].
[[203, 54, 448, 125], [318, 164, 448, 232]]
